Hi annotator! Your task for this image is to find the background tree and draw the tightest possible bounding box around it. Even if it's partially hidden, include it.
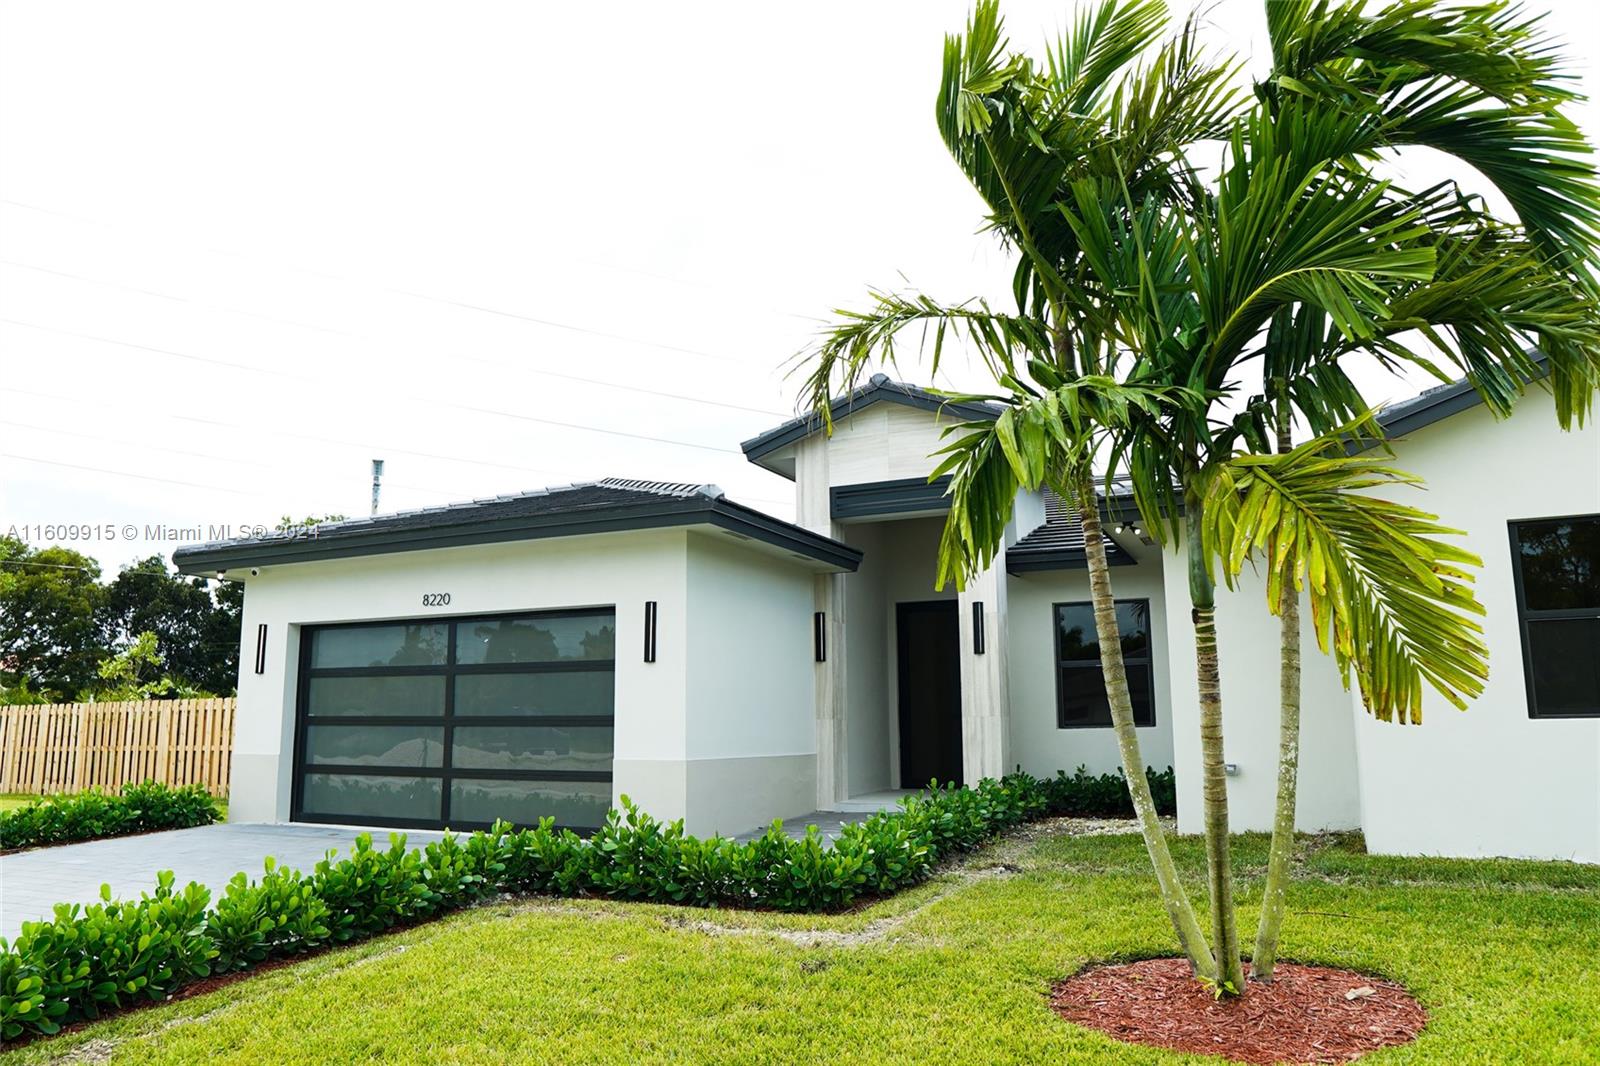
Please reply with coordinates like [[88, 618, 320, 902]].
[[0, 536, 108, 700], [1, 537, 244, 699], [102, 557, 241, 694], [92, 630, 209, 701]]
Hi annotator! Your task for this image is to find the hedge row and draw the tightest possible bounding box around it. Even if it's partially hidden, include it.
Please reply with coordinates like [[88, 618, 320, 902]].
[[0, 767, 1172, 1042], [0, 783, 221, 852]]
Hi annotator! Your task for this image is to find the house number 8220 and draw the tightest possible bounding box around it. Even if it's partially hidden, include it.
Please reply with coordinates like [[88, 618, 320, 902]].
[[421, 593, 451, 607]]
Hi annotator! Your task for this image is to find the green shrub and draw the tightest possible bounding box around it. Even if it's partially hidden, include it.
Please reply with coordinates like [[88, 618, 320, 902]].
[[0, 782, 221, 851], [208, 858, 331, 972], [2, 874, 215, 1039], [1038, 766, 1177, 819], [0, 769, 1173, 1042]]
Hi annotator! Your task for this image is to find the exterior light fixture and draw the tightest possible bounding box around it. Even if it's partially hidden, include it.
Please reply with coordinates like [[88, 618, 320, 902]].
[[972, 601, 986, 655], [814, 611, 827, 662], [643, 601, 658, 663], [253, 624, 268, 675]]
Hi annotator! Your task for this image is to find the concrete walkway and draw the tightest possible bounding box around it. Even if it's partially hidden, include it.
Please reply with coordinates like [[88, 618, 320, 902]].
[[0, 823, 446, 940]]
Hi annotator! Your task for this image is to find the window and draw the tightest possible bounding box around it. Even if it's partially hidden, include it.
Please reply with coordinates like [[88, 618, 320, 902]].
[[1055, 599, 1155, 728], [1510, 516, 1600, 718]]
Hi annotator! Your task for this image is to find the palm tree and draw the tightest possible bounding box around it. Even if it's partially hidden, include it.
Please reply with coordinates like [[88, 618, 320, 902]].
[[802, 0, 1600, 996], [1242, 0, 1600, 980], [802, 0, 1237, 980], [1077, 86, 1598, 992]]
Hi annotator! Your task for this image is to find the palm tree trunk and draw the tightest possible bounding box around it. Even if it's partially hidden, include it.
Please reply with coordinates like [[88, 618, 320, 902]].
[[1186, 494, 1245, 994], [1252, 398, 1302, 981], [1074, 471, 1217, 980]]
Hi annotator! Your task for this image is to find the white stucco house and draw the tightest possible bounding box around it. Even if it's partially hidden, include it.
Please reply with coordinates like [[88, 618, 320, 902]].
[[173, 372, 1599, 863]]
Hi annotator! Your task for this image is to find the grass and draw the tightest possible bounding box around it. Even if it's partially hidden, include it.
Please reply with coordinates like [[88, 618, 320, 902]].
[[9, 825, 1598, 1065]]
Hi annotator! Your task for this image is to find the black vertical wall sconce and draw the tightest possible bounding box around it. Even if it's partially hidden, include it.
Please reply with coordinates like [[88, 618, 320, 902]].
[[253, 624, 268, 674], [972, 602, 986, 655], [643, 601, 658, 663], [814, 611, 827, 662]]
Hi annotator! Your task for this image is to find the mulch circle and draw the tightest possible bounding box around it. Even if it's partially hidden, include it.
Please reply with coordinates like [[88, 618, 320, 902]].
[[1050, 957, 1426, 1065]]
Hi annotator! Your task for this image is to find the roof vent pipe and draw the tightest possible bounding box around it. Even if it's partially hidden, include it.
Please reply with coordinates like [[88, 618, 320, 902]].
[[371, 459, 385, 516]]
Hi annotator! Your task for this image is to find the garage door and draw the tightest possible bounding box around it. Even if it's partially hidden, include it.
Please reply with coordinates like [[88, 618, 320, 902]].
[[292, 609, 615, 832]]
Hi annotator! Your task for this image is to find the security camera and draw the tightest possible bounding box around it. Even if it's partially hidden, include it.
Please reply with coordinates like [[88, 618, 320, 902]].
[[250, 567, 261, 577]]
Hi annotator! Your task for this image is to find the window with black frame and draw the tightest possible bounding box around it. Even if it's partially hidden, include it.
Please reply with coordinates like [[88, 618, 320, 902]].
[[293, 609, 616, 832], [1055, 599, 1155, 728], [1509, 515, 1600, 719]]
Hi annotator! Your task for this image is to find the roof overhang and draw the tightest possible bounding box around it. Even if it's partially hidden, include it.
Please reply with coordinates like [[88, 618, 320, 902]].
[[830, 476, 952, 522], [173, 496, 862, 577], [1006, 544, 1138, 575], [741, 376, 1001, 479], [1360, 349, 1550, 446]]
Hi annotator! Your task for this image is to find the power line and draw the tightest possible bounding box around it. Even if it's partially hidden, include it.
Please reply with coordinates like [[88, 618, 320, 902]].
[[0, 386, 795, 509], [0, 559, 221, 581], [3, 452, 266, 496], [0, 317, 746, 454], [0, 196, 823, 325], [0, 258, 357, 339], [0, 197, 796, 367], [2, 417, 278, 470], [1, 258, 788, 416], [0, 451, 463, 501], [1, 385, 565, 482]]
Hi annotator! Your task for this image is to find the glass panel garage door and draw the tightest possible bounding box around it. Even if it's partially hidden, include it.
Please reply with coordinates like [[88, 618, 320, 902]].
[[292, 610, 615, 832]]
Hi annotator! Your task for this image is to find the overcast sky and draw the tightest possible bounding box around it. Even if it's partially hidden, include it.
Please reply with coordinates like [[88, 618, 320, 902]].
[[3, 0, 1597, 574]]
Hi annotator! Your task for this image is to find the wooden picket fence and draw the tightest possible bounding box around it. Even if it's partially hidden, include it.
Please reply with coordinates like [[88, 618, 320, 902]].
[[0, 698, 235, 798]]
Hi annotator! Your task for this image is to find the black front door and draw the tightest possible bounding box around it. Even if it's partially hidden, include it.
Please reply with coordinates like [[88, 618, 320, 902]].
[[896, 600, 963, 788]]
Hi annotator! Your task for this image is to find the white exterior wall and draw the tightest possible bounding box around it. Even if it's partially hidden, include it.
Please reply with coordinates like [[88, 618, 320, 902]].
[[230, 530, 690, 825], [228, 527, 821, 838], [681, 533, 818, 834], [1005, 547, 1176, 780], [1162, 539, 1363, 835], [1351, 391, 1600, 862], [820, 404, 973, 484]]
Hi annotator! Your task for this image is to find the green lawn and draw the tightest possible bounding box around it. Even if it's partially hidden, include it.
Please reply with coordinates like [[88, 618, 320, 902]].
[[11, 825, 1598, 1065]]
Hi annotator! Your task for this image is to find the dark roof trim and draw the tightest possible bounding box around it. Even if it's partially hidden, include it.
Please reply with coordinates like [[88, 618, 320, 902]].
[[1006, 489, 1139, 574], [741, 375, 1002, 465], [831, 477, 952, 520], [704, 497, 864, 570], [1369, 350, 1550, 441], [1006, 548, 1138, 575], [173, 493, 861, 574]]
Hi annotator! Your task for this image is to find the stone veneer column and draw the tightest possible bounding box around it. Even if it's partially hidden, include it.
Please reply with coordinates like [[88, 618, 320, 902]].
[[795, 437, 849, 809], [957, 553, 1011, 785]]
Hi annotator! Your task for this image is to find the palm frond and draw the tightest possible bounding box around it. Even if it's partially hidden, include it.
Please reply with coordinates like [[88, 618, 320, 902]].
[[1264, 0, 1600, 275], [932, 378, 1201, 587], [1360, 217, 1600, 427], [1200, 430, 1489, 723], [1193, 108, 1440, 375], [794, 291, 1055, 427], [1044, 0, 1168, 114]]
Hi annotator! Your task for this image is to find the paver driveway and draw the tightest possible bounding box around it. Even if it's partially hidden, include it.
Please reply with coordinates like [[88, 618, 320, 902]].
[[0, 822, 447, 940]]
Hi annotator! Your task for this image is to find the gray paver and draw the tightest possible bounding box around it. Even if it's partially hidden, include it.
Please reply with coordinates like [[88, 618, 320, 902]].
[[731, 811, 868, 844], [1, 822, 446, 940]]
